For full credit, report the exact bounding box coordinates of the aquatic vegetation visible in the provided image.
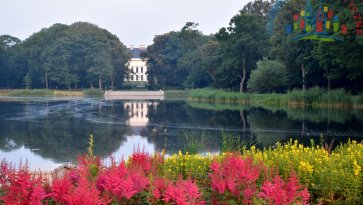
[1,140,362,204]
[4,89,84,97]
[188,88,363,108]
[82,88,104,97]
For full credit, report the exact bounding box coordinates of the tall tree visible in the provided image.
[4,22,130,89]
[216,12,269,92]
[143,22,213,89]
[0,35,23,88]
[22,23,69,88]
[142,32,183,88]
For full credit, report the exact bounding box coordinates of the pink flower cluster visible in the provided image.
[209,155,310,205]
[0,152,310,205]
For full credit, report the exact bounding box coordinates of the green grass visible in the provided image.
[188,88,250,103]
[8,89,53,97]
[320,89,351,107]
[82,89,104,97]
[188,101,249,111]
[165,90,189,99]
[1,89,85,97]
[187,88,363,108]
[183,131,203,155]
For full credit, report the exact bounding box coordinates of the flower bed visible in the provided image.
[0,140,362,204]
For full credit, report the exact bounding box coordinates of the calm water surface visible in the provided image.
[0,97,362,171]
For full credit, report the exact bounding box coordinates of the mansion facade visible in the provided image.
[125,45,148,85]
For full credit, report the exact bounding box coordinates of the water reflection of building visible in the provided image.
[124,101,158,135]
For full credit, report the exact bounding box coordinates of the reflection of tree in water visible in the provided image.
[247,108,299,148]
[2,99,362,162]
[248,107,363,148]
[188,101,363,147]
[286,108,352,124]
[145,101,254,153]
[151,102,363,151]
[0,100,130,163]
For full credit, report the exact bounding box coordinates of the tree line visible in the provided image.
[1,0,362,93]
[0,22,129,90]
[142,0,363,93]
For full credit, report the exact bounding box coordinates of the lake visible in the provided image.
[0,97,362,171]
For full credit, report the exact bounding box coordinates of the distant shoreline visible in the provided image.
[0,89,102,97]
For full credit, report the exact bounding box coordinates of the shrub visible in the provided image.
[304,87,324,105]
[354,93,363,104]
[247,60,288,93]
[321,88,351,106]
[287,87,324,105]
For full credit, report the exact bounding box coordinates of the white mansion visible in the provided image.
[125,45,148,84]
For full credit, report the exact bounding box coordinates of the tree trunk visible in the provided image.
[327,79,331,92]
[240,53,246,93]
[325,63,331,92]
[240,110,246,131]
[111,70,115,90]
[301,63,306,91]
[98,78,102,90]
[301,109,305,138]
[45,73,49,89]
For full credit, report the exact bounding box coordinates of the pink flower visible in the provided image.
[209,155,263,201]
[243,187,256,204]
[129,149,152,174]
[49,177,74,204]
[258,174,310,205]
[163,179,205,205]
[29,183,47,205]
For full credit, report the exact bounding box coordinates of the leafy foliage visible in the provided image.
[248,59,288,93]
[142,23,211,89]
[0,22,129,90]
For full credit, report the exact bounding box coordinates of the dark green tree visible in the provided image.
[247,59,288,93]
[216,12,269,92]
[142,32,183,88]
[22,23,69,88]
[142,22,211,89]
[0,35,24,88]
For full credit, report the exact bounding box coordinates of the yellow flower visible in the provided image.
[353,160,361,176]
[299,161,314,173]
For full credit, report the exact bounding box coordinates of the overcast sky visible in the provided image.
[0,0,251,46]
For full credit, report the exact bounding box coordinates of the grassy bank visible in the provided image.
[0,89,104,97]
[164,90,189,100]
[188,87,363,108]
